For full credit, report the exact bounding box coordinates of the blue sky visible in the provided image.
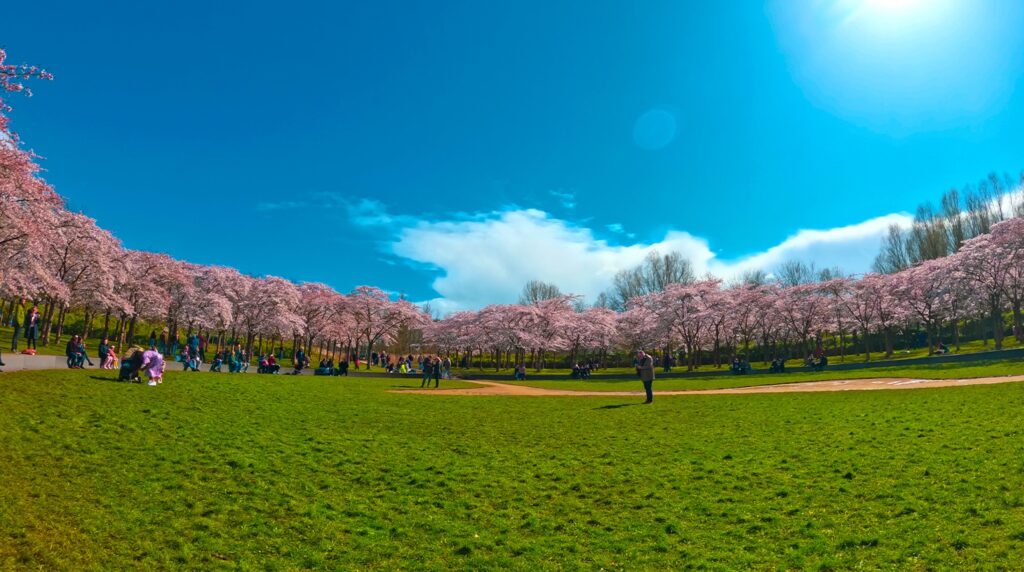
[6,0,1024,311]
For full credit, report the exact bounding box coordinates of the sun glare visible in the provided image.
[863,0,923,12]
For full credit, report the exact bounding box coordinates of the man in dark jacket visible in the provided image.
[636,350,656,404]
[10,298,26,352]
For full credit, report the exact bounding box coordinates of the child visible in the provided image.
[102,344,117,369]
[140,346,166,386]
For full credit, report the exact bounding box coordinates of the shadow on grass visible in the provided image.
[89,375,139,384]
[593,403,642,410]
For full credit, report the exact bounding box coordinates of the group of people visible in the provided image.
[64,335,94,368]
[383,354,452,380]
[730,356,751,375]
[418,355,448,388]
[146,330,208,362]
[209,345,251,373]
[570,362,593,379]
[312,356,351,376]
[0,298,41,368]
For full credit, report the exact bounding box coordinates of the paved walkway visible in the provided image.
[390,375,1024,397]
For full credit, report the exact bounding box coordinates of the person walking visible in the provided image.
[10,298,27,352]
[636,349,656,404]
[420,356,434,388]
[432,356,441,388]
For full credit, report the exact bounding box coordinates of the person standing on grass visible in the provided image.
[432,356,441,387]
[636,349,655,404]
[25,305,40,350]
[442,355,452,380]
[10,298,27,352]
[420,356,434,388]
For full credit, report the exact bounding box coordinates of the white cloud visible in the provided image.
[353,204,913,312]
[606,223,625,233]
[548,189,576,209]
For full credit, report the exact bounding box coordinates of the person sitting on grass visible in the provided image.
[98,338,112,369]
[235,345,249,373]
[768,357,785,374]
[105,344,118,369]
[730,356,750,375]
[65,335,91,368]
[315,357,333,376]
[228,349,241,373]
[181,346,199,372]
[810,355,828,372]
[210,350,223,373]
[265,354,280,374]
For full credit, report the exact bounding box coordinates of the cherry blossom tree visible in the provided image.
[346,286,427,369]
[955,231,1010,349]
[893,260,950,355]
[776,283,830,359]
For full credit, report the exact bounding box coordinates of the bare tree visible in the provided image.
[774,260,818,287]
[941,188,965,252]
[734,268,770,286]
[872,224,911,274]
[964,183,993,238]
[606,250,695,309]
[518,280,562,305]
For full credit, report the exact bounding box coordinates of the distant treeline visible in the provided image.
[873,171,1024,273]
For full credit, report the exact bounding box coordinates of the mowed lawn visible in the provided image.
[507,359,1024,392]
[2,371,1024,569]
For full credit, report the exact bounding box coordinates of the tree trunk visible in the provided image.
[41,301,55,345]
[55,305,68,343]
[1013,303,1022,345]
[102,310,111,339]
[993,302,1005,350]
[128,316,138,349]
[82,308,93,340]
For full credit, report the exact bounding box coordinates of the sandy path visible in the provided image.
[390,375,1024,397]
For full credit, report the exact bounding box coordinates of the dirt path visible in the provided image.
[390,375,1024,397]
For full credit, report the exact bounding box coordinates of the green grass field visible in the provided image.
[2,368,1024,569]
[505,360,1024,392]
